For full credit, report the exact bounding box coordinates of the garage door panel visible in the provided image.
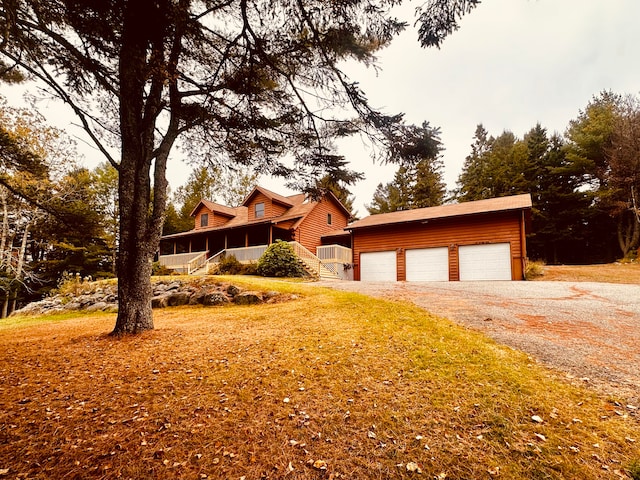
[406,247,449,281]
[459,243,511,281]
[360,251,397,282]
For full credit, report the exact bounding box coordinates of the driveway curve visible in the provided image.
[315,280,640,404]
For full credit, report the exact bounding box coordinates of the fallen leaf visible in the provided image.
[406,462,422,474]
[531,415,543,423]
[488,466,500,476]
[534,433,546,442]
[312,460,327,470]
[367,431,376,439]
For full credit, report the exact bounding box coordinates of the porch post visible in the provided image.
[173,241,177,255]
[189,239,192,253]
[224,234,228,249]
[245,232,249,247]
[269,225,273,245]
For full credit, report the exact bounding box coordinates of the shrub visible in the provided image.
[524,259,545,280]
[257,240,305,278]
[152,262,174,276]
[241,261,259,276]
[52,272,91,297]
[217,254,243,275]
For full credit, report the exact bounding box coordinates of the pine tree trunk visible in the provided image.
[0,186,8,268]
[1,295,8,319]
[110,1,170,334]
[112,240,154,334]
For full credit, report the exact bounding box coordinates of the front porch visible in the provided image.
[158,243,353,280]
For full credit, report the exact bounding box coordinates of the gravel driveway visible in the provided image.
[315,280,640,404]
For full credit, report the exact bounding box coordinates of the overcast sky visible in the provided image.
[5,0,640,217]
[331,0,640,215]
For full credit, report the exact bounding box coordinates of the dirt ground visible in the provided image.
[315,280,640,405]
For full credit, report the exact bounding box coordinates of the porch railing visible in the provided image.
[317,244,352,263]
[159,243,351,279]
[289,241,320,274]
[226,245,268,263]
[187,251,209,275]
[159,252,206,272]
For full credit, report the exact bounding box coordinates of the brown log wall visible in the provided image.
[247,192,288,221]
[297,199,349,254]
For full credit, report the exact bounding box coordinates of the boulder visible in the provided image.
[166,292,191,307]
[234,291,263,305]
[151,295,170,309]
[203,292,229,306]
[86,301,108,312]
[226,284,241,297]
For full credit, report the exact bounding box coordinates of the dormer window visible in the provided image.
[200,213,209,227]
[255,202,265,218]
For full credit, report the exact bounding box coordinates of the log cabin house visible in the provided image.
[158,186,353,279]
[159,186,532,282]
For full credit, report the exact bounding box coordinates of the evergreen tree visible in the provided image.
[1,0,479,334]
[564,92,621,260]
[366,121,445,214]
[315,174,358,219]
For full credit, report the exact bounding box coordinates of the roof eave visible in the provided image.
[347,205,532,231]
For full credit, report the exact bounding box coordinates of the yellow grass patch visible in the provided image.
[0,278,637,479]
[536,263,640,284]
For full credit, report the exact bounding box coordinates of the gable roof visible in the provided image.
[162,185,352,240]
[241,186,296,208]
[347,194,532,230]
[190,199,237,218]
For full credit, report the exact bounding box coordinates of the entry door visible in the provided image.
[459,243,512,281]
[360,251,397,282]
[406,247,449,281]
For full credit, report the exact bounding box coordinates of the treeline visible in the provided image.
[368,91,640,264]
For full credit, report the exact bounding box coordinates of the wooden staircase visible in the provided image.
[289,242,340,280]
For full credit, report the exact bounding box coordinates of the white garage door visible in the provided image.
[406,247,449,281]
[459,243,512,281]
[360,251,397,282]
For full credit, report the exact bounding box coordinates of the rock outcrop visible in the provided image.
[12,279,296,316]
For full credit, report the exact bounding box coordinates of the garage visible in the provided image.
[348,194,531,281]
[459,243,512,281]
[406,247,449,281]
[360,251,397,281]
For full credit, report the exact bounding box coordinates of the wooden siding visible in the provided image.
[246,192,288,221]
[352,211,526,281]
[296,198,350,253]
[193,205,231,229]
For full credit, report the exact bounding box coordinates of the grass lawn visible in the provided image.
[535,262,640,284]
[0,277,638,479]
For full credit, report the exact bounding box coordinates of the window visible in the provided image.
[200,213,209,227]
[255,202,265,218]
[327,213,332,225]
